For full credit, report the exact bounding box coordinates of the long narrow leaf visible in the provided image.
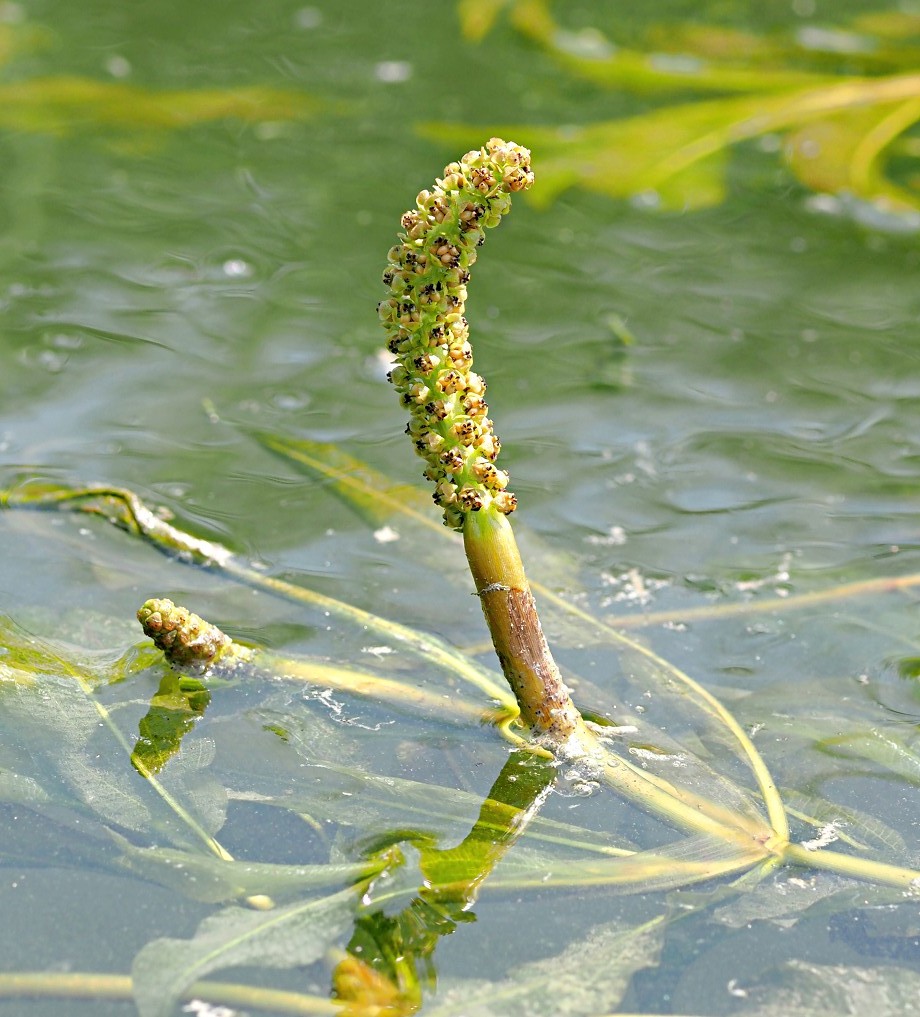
[131,886,360,1017]
[429,914,666,1016]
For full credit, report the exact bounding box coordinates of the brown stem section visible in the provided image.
[463,508,581,742]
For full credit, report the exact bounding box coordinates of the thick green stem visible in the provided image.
[463,507,581,741]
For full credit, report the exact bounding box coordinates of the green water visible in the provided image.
[2,1,920,1014]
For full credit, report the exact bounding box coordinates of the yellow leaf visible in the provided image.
[852,10,920,41]
[786,97,920,211]
[457,0,512,42]
[423,72,920,212]
[505,0,832,95]
[0,75,318,137]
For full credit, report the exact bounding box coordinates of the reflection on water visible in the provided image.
[131,672,211,775]
[332,752,557,1014]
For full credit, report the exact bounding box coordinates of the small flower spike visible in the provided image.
[137,598,251,671]
[380,138,534,529]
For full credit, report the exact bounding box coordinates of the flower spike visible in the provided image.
[137,598,251,671]
[380,138,534,530]
[380,141,583,745]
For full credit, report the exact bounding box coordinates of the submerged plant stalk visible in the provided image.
[380,139,580,742]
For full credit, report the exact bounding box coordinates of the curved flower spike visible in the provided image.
[380,137,533,531]
[380,142,583,745]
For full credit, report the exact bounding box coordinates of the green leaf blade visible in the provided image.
[131,887,359,1017]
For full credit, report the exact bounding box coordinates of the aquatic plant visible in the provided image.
[438,0,920,219]
[4,140,920,1017]
[378,137,580,742]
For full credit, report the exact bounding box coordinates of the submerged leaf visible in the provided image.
[0,769,51,807]
[251,428,441,533]
[447,0,920,215]
[0,75,319,139]
[430,914,665,1016]
[509,0,829,95]
[112,832,382,904]
[711,871,905,930]
[424,72,920,213]
[457,0,515,43]
[785,99,920,212]
[0,627,154,833]
[246,427,605,643]
[820,727,920,784]
[743,959,920,1016]
[242,704,635,857]
[9,475,920,1017]
[0,616,230,855]
[853,11,920,42]
[781,787,909,859]
[131,886,360,1017]
[489,833,769,894]
[0,20,49,68]
[504,0,920,87]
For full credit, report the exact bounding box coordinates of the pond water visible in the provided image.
[2,1,920,1015]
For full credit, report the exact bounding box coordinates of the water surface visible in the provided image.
[2,1,920,1014]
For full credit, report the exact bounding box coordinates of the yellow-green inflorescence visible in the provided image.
[379,138,534,530]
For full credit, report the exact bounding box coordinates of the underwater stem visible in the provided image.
[0,972,338,1015]
[784,842,920,890]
